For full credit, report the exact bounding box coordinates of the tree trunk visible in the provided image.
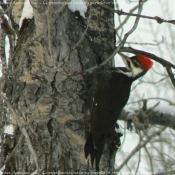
[2,0,114,173]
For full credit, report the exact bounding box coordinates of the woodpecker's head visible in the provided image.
[119,53,153,79]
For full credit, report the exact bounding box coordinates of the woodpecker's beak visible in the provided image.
[119,53,130,70]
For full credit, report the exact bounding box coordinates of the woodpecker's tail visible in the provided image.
[84,133,106,172]
[84,133,97,167]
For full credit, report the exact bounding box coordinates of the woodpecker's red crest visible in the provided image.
[137,55,153,70]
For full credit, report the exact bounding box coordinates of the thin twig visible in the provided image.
[72,26,88,52]
[98,3,175,25]
[116,126,167,171]
[135,131,142,175]
[47,6,52,60]
[1,134,24,168]
[144,146,154,173]
[53,0,70,14]
[125,39,164,46]
[115,4,139,32]
[166,66,175,87]
[140,77,167,84]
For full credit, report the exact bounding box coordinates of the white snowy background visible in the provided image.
[115,0,175,174]
[1,0,175,174]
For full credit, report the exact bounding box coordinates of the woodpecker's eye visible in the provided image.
[127,60,131,68]
[132,59,141,68]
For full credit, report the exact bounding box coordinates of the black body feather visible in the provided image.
[84,66,147,171]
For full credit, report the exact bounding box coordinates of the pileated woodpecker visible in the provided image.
[84,53,153,171]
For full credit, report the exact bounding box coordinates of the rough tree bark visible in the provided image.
[1,0,115,174]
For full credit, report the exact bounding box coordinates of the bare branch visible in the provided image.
[119,107,175,132]
[127,97,175,106]
[153,169,175,175]
[119,46,175,69]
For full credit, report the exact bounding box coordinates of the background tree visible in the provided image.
[0,0,115,173]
